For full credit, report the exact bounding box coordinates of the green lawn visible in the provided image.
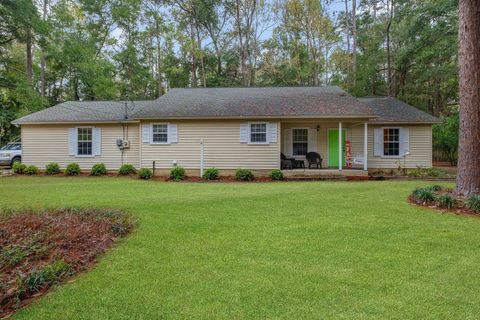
[2,177,480,319]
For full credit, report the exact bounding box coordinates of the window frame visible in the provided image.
[75,126,94,158]
[382,127,401,158]
[248,122,269,145]
[291,127,309,157]
[150,123,170,145]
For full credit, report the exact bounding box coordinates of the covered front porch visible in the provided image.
[280,119,369,172]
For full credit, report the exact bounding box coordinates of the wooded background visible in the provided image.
[0,0,459,159]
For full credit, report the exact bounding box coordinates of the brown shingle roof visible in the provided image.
[359,97,440,123]
[132,86,376,119]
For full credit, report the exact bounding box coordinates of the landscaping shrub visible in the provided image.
[203,168,219,180]
[65,163,81,176]
[21,260,70,294]
[138,168,153,180]
[412,187,436,203]
[170,166,186,181]
[118,164,136,175]
[407,167,448,178]
[12,162,26,174]
[269,169,284,180]
[45,163,61,175]
[437,194,456,209]
[90,163,107,176]
[466,195,480,213]
[24,165,39,175]
[235,168,254,181]
[428,185,442,192]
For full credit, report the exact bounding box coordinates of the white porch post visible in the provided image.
[338,122,342,171]
[363,122,368,171]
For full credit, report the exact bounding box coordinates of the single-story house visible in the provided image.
[12,86,439,176]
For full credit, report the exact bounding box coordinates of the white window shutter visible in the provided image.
[142,124,150,143]
[308,128,317,152]
[68,128,77,156]
[168,124,178,143]
[283,129,292,156]
[374,128,383,156]
[240,123,249,143]
[268,123,278,143]
[93,128,101,156]
[400,128,410,156]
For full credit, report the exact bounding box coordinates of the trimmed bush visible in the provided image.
[12,162,26,174]
[235,168,254,181]
[90,163,107,176]
[203,168,219,180]
[21,260,70,294]
[428,185,442,192]
[65,163,81,176]
[437,194,456,209]
[118,164,136,175]
[466,195,480,213]
[412,187,436,203]
[138,168,153,180]
[45,163,60,175]
[269,169,284,181]
[170,166,186,181]
[24,165,39,175]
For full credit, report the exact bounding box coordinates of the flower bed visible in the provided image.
[408,185,480,217]
[0,208,134,318]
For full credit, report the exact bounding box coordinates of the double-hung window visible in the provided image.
[152,124,168,143]
[292,128,308,156]
[383,128,400,156]
[250,123,267,143]
[77,128,93,156]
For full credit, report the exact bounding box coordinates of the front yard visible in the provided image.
[1,177,480,319]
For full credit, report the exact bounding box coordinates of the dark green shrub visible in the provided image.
[437,194,456,209]
[118,164,136,175]
[65,163,81,176]
[412,187,436,202]
[466,195,480,213]
[12,162,26,174]
[203,168,219,180]
[170,166,186,181]
[138,168,153,180]
[269,169,284,180]
[24,165,39,175]
[45,163,60,175]
[235,168,254,181]
[22,260,70,294]
[428,185,442,192]
[90,163,107,176]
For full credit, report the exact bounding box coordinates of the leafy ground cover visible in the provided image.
[0,208,134,317]
[1,177,480,319]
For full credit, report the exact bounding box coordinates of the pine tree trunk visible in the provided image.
[26,29,33,85]
[351,0,357,87]
[456,0,480,195]
[40,0,48,97]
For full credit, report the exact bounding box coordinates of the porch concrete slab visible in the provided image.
[282,169,368,178]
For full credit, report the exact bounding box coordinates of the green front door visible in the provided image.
[328,129,346,167]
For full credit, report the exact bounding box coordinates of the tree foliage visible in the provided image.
[0,0,459,145]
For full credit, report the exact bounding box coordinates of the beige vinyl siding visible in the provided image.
[350,124,432,168]
[21,123,140,170]
[140,120,280,169]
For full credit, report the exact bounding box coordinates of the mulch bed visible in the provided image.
[408,189,479,218]
[0,208,135,318]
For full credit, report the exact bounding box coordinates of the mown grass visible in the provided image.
[1,177,479,319]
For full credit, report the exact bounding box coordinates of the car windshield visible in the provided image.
[0,143,21,150]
